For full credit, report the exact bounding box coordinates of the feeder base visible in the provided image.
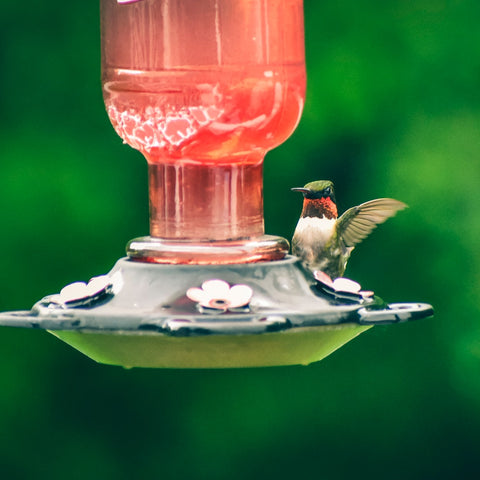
[0,256,433,369]
[49,324,371,369]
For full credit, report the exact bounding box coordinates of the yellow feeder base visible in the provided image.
[49,323,372,369]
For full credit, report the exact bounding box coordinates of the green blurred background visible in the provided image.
[1,0,479,478]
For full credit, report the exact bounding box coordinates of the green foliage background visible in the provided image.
[1,0,480,478]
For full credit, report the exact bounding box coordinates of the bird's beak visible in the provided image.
[291,187,312,196]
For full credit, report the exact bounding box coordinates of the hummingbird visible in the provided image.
[291,180,407,279]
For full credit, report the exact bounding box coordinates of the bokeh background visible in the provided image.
[1,0,480,478]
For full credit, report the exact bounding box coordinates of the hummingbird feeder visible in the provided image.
[0,0,433,369]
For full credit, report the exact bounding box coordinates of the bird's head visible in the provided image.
[291,180,336,203]
[291,180,338,219]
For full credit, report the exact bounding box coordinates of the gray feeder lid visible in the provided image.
[0,256,433,369]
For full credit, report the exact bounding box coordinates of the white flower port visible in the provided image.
[313,271,374,300]
[47,272,123,308]
[187,279,253,313]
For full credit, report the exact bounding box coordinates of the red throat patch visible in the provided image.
[302,197,338,219]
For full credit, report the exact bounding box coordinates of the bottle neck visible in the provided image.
[147,152,265,241]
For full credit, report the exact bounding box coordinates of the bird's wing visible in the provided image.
[336,198,407,248]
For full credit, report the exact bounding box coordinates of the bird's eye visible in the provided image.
[324,187,331,196]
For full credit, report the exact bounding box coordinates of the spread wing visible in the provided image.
[337,198,407,248]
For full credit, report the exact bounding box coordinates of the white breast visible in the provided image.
[293,216,336,248]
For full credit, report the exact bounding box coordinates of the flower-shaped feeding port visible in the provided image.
[313,271,375,303]
[186,280,253,314]
[38,272,123,310]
